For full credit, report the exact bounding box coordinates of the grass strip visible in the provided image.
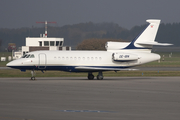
[0,69,180,77]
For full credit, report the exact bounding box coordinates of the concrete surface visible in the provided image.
[0,77,180,120]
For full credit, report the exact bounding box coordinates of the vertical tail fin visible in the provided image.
[124,19,161,51]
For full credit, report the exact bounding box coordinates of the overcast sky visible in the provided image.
[1,0,180,29]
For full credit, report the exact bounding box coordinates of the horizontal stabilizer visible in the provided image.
[136,41,173,46]
[75,66,138,71]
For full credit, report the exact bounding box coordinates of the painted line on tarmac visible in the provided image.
[55,110,116,113]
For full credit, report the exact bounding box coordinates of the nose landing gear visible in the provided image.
[31,70,36,80]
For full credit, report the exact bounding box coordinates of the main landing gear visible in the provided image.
[88,72,94,80]
[97,71,103,80]
[88,71,103,80]
[30,70,36,80]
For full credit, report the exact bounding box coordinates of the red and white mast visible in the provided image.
[36,21,57,37]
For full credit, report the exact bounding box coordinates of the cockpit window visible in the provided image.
[22,54,27,58]
[21,54,35,58]
[30,54,35,58]
[26,54,31,58]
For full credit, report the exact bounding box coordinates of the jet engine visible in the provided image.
[105,41,130,50]
[112,53,139,62]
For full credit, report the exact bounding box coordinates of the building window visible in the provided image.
[44,41,49,46]
[50,41,55,46]
[60,41,63,46]
[39,41,42,46]
[56,41,60,46]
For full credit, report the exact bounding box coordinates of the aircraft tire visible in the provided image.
[31,77,36,81]
[97,75,103,80]
[88,74,94,80]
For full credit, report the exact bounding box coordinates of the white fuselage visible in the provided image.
[7,50,160,72]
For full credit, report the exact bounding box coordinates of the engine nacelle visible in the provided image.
[112,53,139,62]
[105,41,130,50]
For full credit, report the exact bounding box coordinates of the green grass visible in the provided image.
[0,52,12,67]
[140,52,180,67]
[0,61,9,67]
[0,52,12,58]
[0,70,180,77]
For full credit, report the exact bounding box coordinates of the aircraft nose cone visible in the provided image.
[6,61,13,67]
[6,60,21,69]
[6,60,18,68]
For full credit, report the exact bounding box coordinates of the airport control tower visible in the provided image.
[13,21,71,59]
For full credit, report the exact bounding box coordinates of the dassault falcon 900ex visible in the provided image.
[7,19,172,80]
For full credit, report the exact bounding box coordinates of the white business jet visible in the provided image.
[6,19,172,80]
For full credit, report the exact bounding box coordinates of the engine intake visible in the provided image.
[105,42,130,50]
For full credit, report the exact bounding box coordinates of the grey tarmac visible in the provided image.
[0,77,180,120]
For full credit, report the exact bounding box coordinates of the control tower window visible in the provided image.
[56,41,60,46]
[39,41,42,46]
[60,41,63,46]
[44,41,49,46]
[50,41,55,46]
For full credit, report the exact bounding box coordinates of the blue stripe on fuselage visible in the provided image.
[8,65,132,72]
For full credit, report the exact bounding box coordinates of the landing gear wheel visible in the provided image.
[97,71,103,80]
[31,77,35,80]
[88,73,94,80]
[97,75,103,80]
[30,70,36,81]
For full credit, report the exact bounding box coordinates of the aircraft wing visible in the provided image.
[75,66,138,71]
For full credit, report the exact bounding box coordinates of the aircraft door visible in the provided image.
[38,53,46,69]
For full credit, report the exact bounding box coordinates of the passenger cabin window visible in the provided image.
[44,41,49,46]
[50,41,54,46]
